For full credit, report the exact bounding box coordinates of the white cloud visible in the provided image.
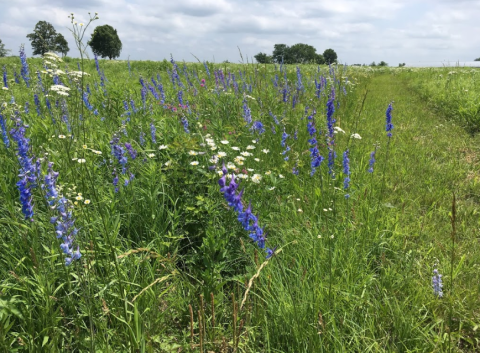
[0,0,479,65]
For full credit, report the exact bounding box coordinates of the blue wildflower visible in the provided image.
[150,123,156,143]
[180,116,190,133]
[386,103,394,137]
[243,98,252,125]
[343,149,350,198]
[19,45,30,87]
[432,267,443,298]
[368,148,376,173]
[2,65,8,88]
[0,113,10,147]
[251,121,265,135]
[326,89,336,140]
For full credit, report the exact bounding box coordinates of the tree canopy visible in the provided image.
[27,21,69,56]
[0,39,10,57]
[323,49,338,65]
[253,52,272,64]
[88,24,122,60]
[55,34,69,57]
[255,43,331,65]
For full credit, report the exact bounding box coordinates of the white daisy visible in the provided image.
[231,146,240,151]
[220,140,229,145]
[188,150,198,156]
[262,149,270,154]
[190,161,199,166]
[251,174,262,183]
[158,145,168,150]
[246,145,255,150]
[351,133,362,139]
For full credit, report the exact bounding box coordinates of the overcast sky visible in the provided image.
[1,0,479,66]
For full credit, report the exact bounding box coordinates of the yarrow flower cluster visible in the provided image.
[218,164,276,258]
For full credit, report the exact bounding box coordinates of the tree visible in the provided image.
[378,61,388,67]
[272,44,289,64]
[88,25,122,60]
[254,52,272,64]
[475,58,480,61]
[27,21,61,56]
[288,43,318,64]
[315,54,325,65]
[323,49,337,65]
[55,34,69,57]
[0,38,10,57]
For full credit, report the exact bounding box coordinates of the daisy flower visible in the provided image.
[246,145,255,150]
[262,149,270,154]
[190,161,199,166]
[251,174,262,183]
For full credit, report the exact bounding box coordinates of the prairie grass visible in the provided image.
[0,28,479,352]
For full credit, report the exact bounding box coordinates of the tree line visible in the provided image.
[254,43,337,65]
[0,20,122,59]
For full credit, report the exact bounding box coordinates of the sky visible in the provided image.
[1,0,480,66]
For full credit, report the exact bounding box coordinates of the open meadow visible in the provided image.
[0,44,480,352]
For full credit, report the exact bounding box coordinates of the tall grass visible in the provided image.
[0,18,479,352]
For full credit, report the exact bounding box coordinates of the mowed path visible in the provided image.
[362,72,479,333]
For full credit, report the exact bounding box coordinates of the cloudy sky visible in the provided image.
[1,0,479,66]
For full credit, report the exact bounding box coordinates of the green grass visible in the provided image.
[0,46,479,353]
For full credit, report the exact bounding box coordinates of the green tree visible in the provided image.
[254,52,272,64]
[55,33,69,57]
[323,49,337,64]
[272,44,289,64]
[88,24,122,60]
[378,61,388,67]
[27,21,61,56]
[475,58,480,61]
[0,38,10,57]
[315,54,325,65]
[288,43,318,64]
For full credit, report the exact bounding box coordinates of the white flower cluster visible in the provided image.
[50,84,71,96]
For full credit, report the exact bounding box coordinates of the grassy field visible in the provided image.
[0,41,479,352]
